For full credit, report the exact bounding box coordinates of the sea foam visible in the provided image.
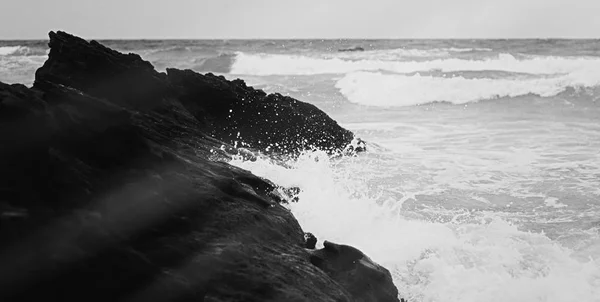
[328,47,492,60]
[0,46,25,56]
[335,71,600,106]
[0,46,46,56]
[230,52,600,76]
[229,151,600,302]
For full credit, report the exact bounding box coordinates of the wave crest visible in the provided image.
[192,53,236,73]
[229,150,600,302]
[230,52,600,76]
[335,71,600,107]
[0,46,47,56]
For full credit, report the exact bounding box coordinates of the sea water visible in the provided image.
[2,39,599,301]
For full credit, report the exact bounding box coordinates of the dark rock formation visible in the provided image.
[304,232,317,249]
[35,31,356,155]
[310,241,399,302]
[167,69,355,154]
[0,31,396,302]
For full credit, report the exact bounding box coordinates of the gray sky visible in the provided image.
[1,0,599,39]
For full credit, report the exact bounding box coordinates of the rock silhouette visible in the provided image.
[0,31,397,302]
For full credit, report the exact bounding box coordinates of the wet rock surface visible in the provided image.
[309,241,400,302]
[0,31,397,302]
[35,31,355,155]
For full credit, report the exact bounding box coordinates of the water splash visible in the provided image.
[229,150,600,302]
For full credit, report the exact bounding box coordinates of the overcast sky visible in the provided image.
[1,0,599,39]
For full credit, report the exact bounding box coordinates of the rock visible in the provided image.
[0,82,53,209]
[0,31,396,302]
[35,31,359,155]
[167,69,355,154]
[1,70,353,302]
[35,31,172,110]
[235,147,257,161]
[338,46,365,52]
[304,232,317,249]
[281,186,302,203]
[309,241,399,302]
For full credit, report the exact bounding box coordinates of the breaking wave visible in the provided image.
[229,151,600,302]
[335,71,600,107]
[192,53,237,73]
[0,46,47,56]
[140,48,237,73]
[445,47,493,52]
[0,46,49,85]
[328,47,494,60]
[230,52,600,76]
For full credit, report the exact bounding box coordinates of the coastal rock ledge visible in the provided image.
[0,31,399,302]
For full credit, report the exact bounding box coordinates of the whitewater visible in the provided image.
[1,39,600,301]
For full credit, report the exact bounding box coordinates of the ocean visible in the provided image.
[2,39,600,301]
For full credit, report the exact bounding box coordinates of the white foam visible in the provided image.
[335,71,600,107]
[0,46,40,56]
[229,151,600,302]
[544,197,568,208]
[230,52,600,76]
[330,48,452,60]
[446,47,493,52]
[326,47,493,62]
[0,54,48,85]
[0,46,23,56]
[341,122,407,132]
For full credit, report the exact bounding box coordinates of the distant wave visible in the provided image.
[0,46,22,56]
[140,46,236,73]
[329,48,451,60]
[335,71,600,107]
[146,46,194,56]
[446,47,493,52]
[323,48,494,63]
[192,53,236,73]
[230,52,600,76]
[0,54,48,86]
[329,47,494,60]
[0,46,47,56]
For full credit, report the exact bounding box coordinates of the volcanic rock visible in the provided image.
[0,31,396,302]
[304,232,318,249]
[310,241,399,302]
[35,31,357,155]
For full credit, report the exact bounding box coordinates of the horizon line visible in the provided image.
[2,36,600,41]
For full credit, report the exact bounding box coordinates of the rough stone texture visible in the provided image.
[35,31,356,155]
[0,31,398,302]
[304,232,318,249]
[310,241,400,302]
[34,31,172,110]
[167,69,355,154]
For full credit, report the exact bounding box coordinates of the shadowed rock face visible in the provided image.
[0,31,398,302]
[309,241,399,302]
[35,31,356,155]
[35,31,172,109]
[168,69,355,154]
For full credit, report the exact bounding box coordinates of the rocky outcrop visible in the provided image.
[35,31,355,155]
[309,241,399,302]
[0,31,398,302]
[167,69,355,154]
